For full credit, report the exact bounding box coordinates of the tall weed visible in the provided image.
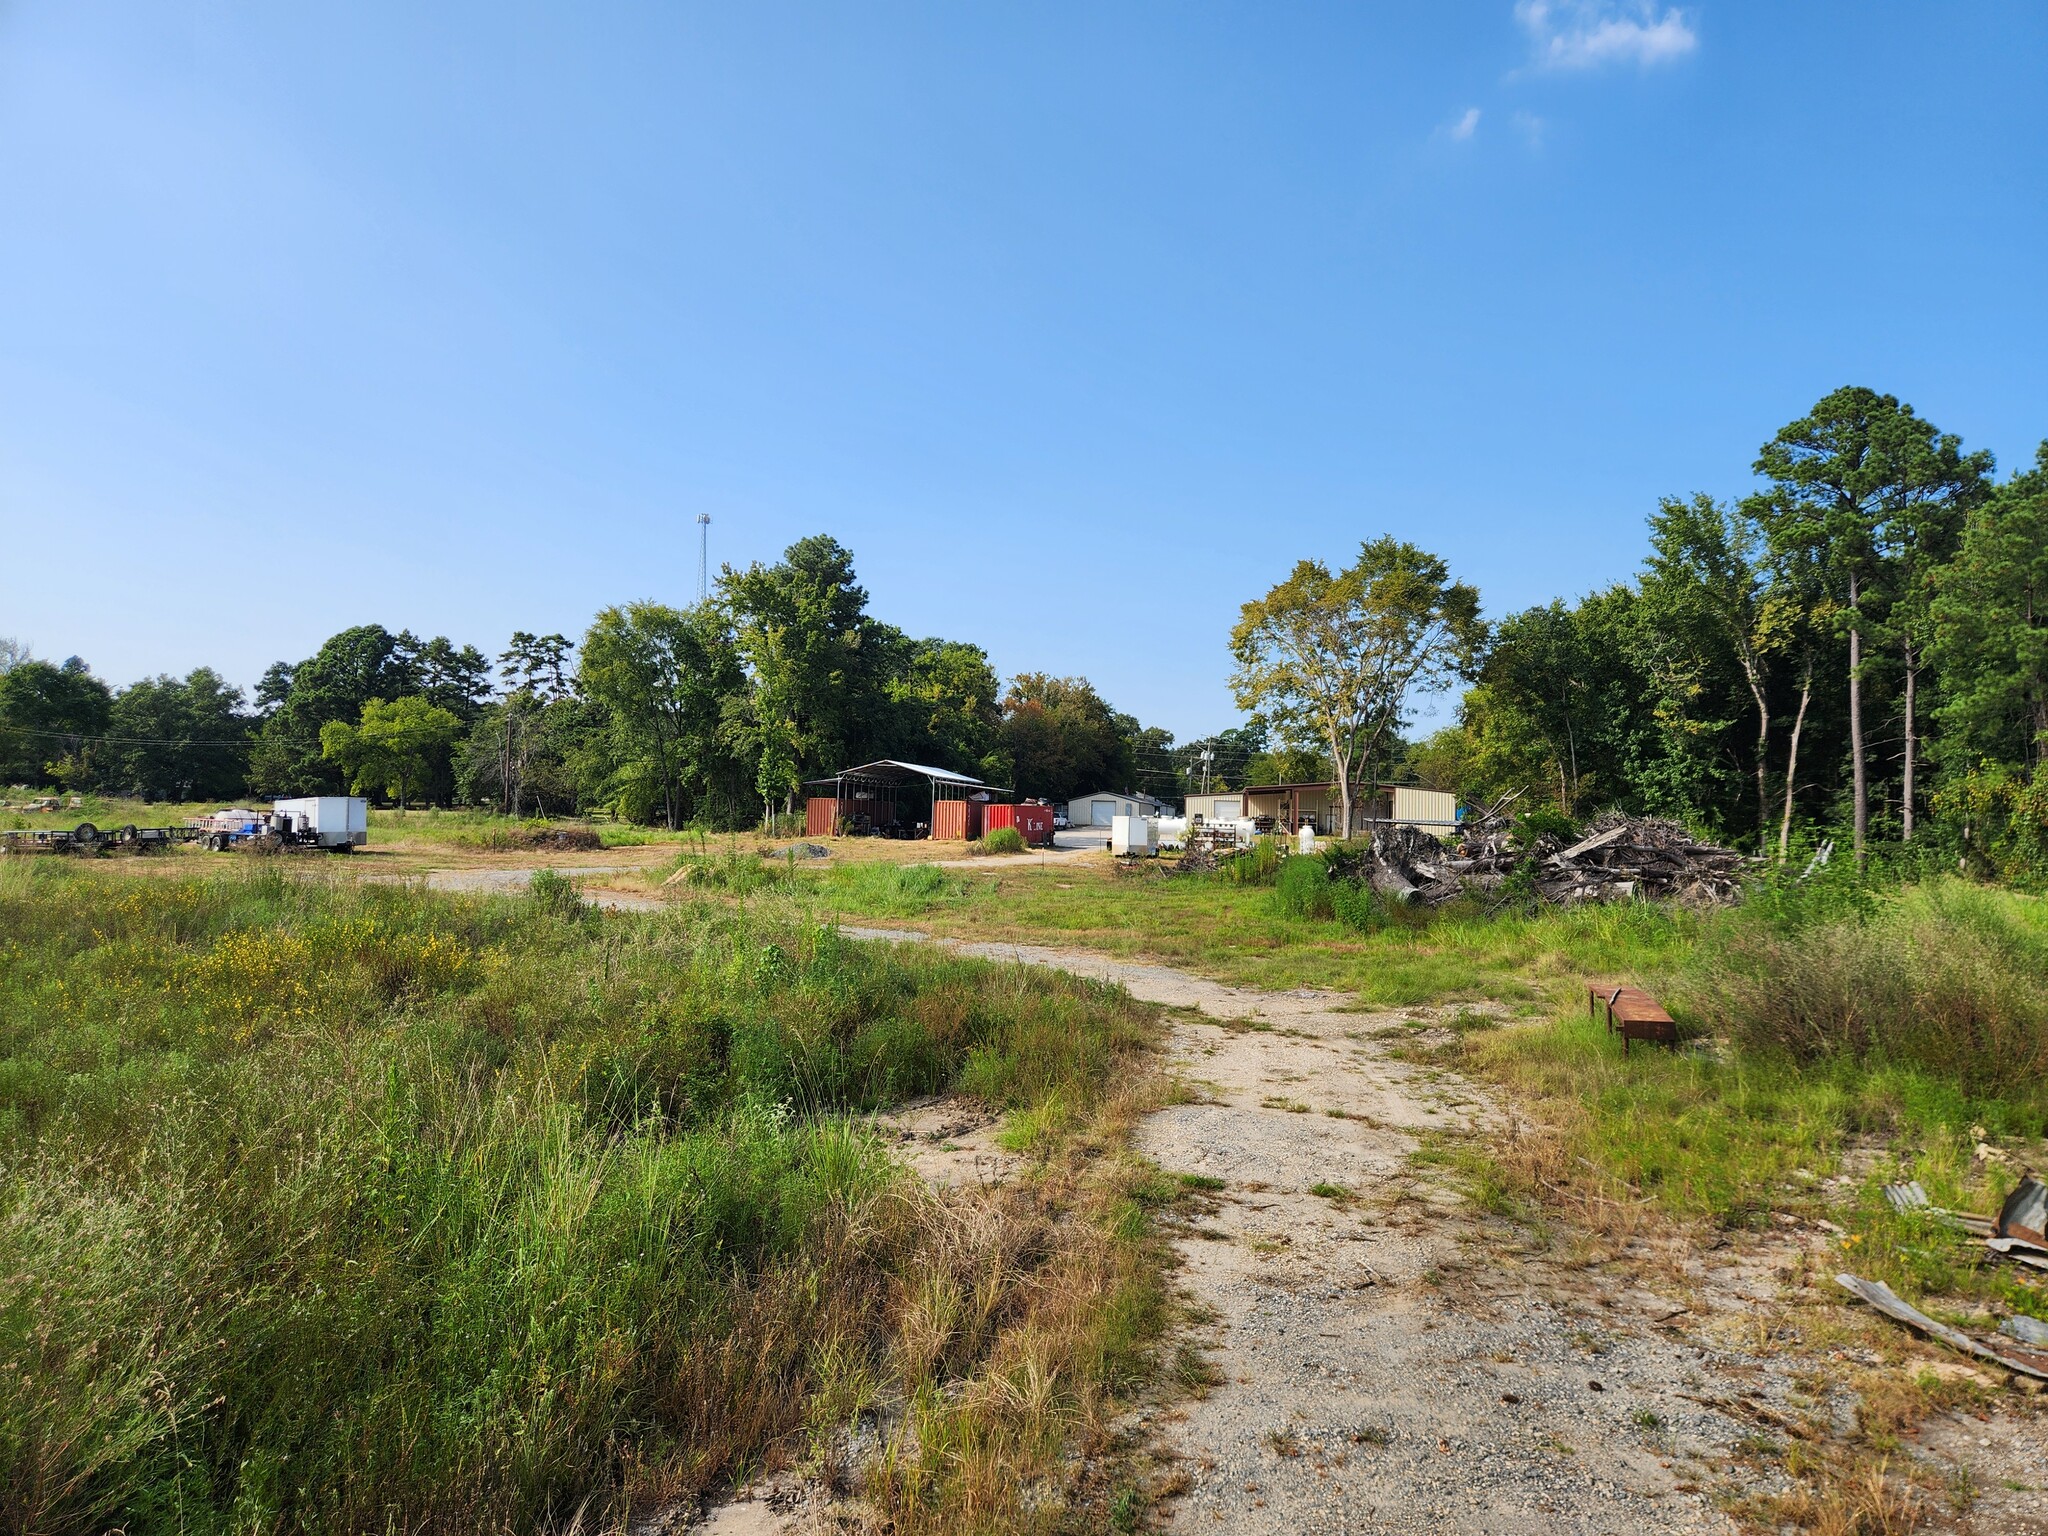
[1273,852,1332,919]
[0,863,1154,1535]
[1688,879,2048,1092]
[820,862,975,917]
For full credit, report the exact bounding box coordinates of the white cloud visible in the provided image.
[1449,107,1482,141]
[1514,0,1697,70]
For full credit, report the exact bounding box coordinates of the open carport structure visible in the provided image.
[803,759,1009,840]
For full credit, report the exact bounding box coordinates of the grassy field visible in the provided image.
[0,792,225,833]
[801,853,1701,1003]
[0,861,1171,1536]
[17,819,2048,1527]
[784,851,2048,1320]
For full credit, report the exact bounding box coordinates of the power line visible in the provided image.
[0,723,255,748]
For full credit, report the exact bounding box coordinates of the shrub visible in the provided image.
[1687,879,2048,1092]
[661,849,791,894]
[1218,838,1283,886]
[1512,806,1581,848]
[526,867,587,920]
[1274,852,1333,919]
[1935,764,2048,889]
[1331,880,1386,932]
[820,861,974,917]
[978,826,1027,856]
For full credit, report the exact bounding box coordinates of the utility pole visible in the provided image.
[696,513,712,602]
[1200,748,1214,795]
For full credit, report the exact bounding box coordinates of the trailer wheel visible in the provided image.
[207,832,227,852]
[72,823,99,846]
[117,824,138,845]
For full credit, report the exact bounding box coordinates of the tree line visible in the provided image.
[8,386,2041,875]
[0,536,1202,821]
[1223,387,2045,882]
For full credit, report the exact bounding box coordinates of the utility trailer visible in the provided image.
[0,822,199,855]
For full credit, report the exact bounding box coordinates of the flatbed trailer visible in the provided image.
[0,822,201,855]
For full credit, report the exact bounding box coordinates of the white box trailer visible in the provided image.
[1110,814,1157,857]
[270,797,368,849]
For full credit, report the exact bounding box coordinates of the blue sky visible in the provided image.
[3,2,2043,739]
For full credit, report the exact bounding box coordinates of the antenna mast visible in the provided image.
[696,513,712,601]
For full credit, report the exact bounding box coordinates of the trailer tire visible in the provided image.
[206,832,228,852]
[72,823,99,846]
[117,824,138,845]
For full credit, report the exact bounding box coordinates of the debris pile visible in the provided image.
[1885,1172,2048,1275]
[1845,1173,2048,1385]
[1317,807,1747,908]
[1323,825,1465,906]
[1175,827,1239,874]
[1507,811,1747,907]
[478,825,604,852]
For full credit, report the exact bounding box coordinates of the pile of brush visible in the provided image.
[1326,800,1748,908]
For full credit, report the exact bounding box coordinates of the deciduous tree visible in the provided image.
[0,657,113,786]
[1934,442,2048,777]
[319,696,462,810]
[107,669,252,800]
[1230,540,1482,836]
[580,602,744,828]
[998,674,1132,804]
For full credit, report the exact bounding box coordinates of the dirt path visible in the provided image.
[835,932,1757,1534]
[414,865,666,911]
[683,924,2046,1534]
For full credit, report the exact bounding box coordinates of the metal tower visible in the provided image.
[696,514,712,601]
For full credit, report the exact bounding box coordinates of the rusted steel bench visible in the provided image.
[1587,984,1678,1056]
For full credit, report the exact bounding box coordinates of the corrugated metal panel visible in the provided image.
[805,797,841,838]
[1393,786,1459,827]
[930,800,982,841]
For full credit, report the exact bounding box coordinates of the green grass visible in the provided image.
[366,807,710,849]
[814,862,983,920]
[0,791,224,833]
[0,861,1161,1535]
[794,857,2048,1325]
[977,826,1027,856]
[1440,879,2048,1318]
[801,861,1698,1004]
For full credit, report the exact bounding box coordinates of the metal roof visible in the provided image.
[803,759,992,788]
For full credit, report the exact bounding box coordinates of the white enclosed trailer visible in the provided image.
[270,797,369,849]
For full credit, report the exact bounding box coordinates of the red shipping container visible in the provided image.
[984,803,1054,847]
[930,799,983,841]
[805,797,841,838]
